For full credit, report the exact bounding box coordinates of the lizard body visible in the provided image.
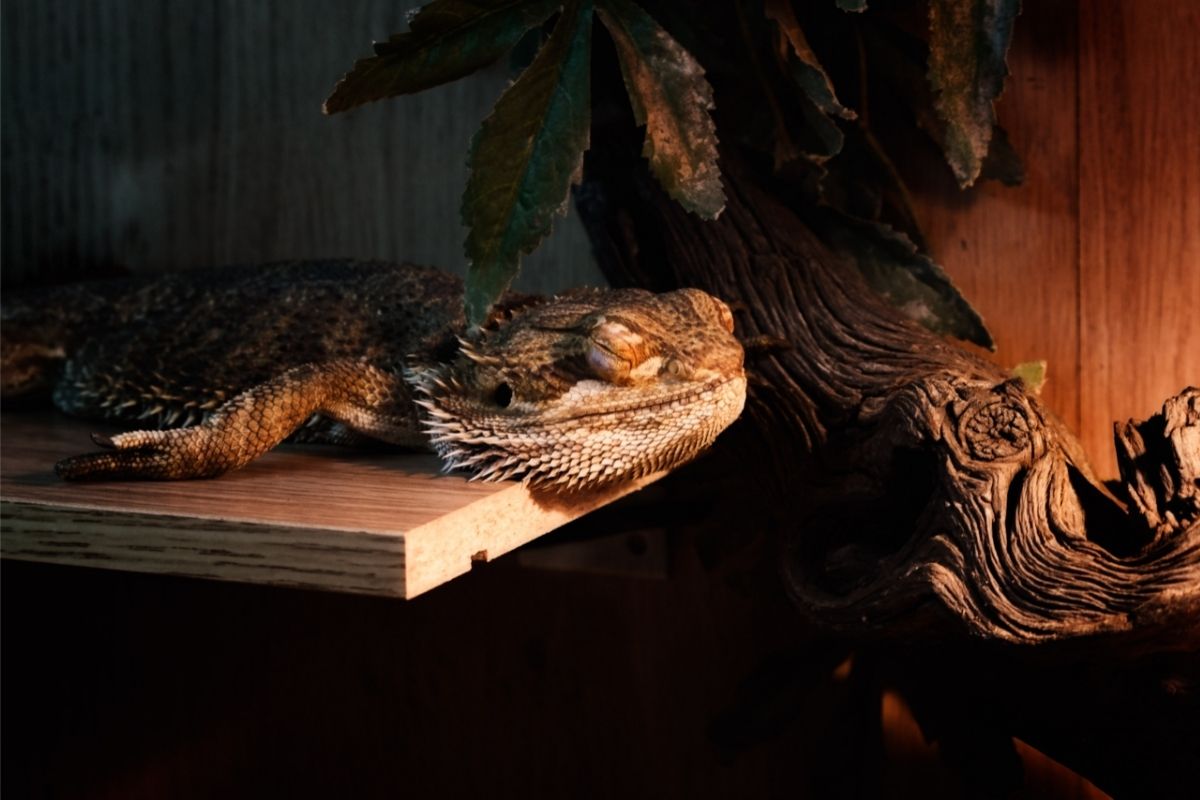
[2,260,746,489]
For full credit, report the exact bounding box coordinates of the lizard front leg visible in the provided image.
[55,360,423,480]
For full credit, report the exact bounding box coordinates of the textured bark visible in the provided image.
[573,11,1199,793]
[576,122,1200,649]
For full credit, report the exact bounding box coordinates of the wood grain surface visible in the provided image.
[0,412,661,597]
[1079,0,1200,478]
[0,0,602,295]
[908,0,1198,479]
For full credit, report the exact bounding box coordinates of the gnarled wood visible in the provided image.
[1116,389,1200,542]
[573,16,1199,794]
[576,107,1200,648]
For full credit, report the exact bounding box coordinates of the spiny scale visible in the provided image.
[4,261,747,488]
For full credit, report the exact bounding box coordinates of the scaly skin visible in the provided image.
[2,260,746,489]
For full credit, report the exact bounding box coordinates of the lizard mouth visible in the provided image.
[412,373,747,491]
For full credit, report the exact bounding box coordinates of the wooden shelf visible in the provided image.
[0,412,661,598]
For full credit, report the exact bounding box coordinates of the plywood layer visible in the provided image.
[0,413,660,597]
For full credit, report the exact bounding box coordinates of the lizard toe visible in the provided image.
[108,429,171,450]
[57,427,229,480]
[90,432,116,449]
[55,449,167,481]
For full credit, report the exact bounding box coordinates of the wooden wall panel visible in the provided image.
[1079,0,1200,479]
[0,0,603,295]
[911,0,1198,480]
[906,0,1081,433]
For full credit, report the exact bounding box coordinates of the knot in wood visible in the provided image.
[960,396,1033,462]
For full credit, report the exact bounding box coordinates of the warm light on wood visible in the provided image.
[0,413,662,597]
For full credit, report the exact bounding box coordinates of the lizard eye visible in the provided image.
[585,343,631,383]
[586,320,642,383]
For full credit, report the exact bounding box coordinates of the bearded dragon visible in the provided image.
[1,260,746,490]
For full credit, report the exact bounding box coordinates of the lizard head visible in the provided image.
[411,287,747,490]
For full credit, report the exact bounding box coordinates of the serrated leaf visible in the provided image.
[462,0,594,325]
[864,21,1023,189]
[728,1,841,171]
[820,213,993,348]
[324,0,560,114]
[597,0,724,218]
[927,0,1021,187]
[766,0,855,121]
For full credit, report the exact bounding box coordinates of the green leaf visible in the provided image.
[765,0,855,121]
[820,213,994,348]
[323,0,560,114]
[837,0,867,11]
[863,21,1022,189]
[462,0,594,325]
[1011,360,1046,394]
[927,0,1021,187]
[597,0,724,218]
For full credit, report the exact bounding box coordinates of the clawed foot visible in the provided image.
[55,427,227,481]
[51,360,414,481]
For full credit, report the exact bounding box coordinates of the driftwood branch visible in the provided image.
[576,107,1200,649]
[572,21,1199,793]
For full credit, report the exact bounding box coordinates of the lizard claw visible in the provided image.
[56,427,223,481]
[55,448,159,481]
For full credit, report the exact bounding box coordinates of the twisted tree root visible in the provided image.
[578,134,1199,648]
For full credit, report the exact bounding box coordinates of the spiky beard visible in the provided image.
[409,367,747,492]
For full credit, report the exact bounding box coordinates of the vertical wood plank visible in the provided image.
[1079,0,1200,479]
[0,0,603,295]
[906,0,1082,433]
